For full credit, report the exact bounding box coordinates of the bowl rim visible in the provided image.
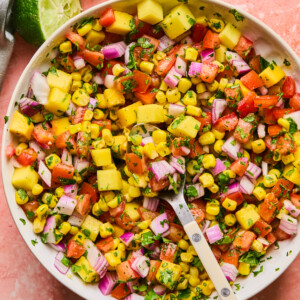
[2,0,300,299]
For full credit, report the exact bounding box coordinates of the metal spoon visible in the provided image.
[128,124,238,300]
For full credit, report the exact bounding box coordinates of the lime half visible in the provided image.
[13,0,82,47]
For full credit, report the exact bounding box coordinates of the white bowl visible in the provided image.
[2,0,300,299]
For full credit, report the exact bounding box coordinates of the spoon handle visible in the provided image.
[184,221,238,300]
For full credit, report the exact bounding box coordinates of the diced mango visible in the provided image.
[106,11,133,35]
[9,111,34,140]
[104,88,125,108]
[136,104,164,124]
[215,44,227,63]
[44,88,71,116]
[259,63,285,88]
[124,202,140,221]
[156,261,182,290]
[72,230,88,245]
[86,30,105,47]
[219,23,241,50]
[73,256,99,283]
[97,169,123,191]
[31,111,45,123]
[91,148,112,166]
[168,115,200,138]
[116,101,142,128]
[81,215,102,241]
[111,135,127,158]
[283,164,300,185]
[137,0,164,25]
[11,166,39,191]
[113,225,125,238]
[236,205,260,230]
[51,117,70,136]
[161,4,195,39]
[47,69,72,93]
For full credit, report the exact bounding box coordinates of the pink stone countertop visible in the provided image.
[0,0,299,299]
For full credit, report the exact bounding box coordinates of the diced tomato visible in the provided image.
[132,70,152,93]
[190,207,205,225]
[268,124,283,137]
[99,212,115,223]
[254,95,279,108]
[57,55,76,73]
[259,193,282,223]
[77,49,104,68]
[234,118,254,144]
[22,200,39,219]
[101,60,125,77]
[265,232,277,245]
[192,24,208,43]
[110,283,131,299]
[149,177,170,192]
[55,131,76,150]
[170,137,191,156]
[202,30,220,49]
[141,34,160,55]
[76,194,91,216]
[138,207,159,221]
[71,107,86,125]
[99,8,115,27]
[276,135,296,155]
[96,236,114,252]
[253,219,272,237]
[109,200,126,217]
[224,87,241,106]
[189,142,205,159]
[237,91,257,118]
[5,142,15,158]
[92,120,111,136]
[289,93,300,110]
[274,227,291,241]
[16,148,37,166]
[211,246,222,261]
[167,223,184,243]
[291,194,300,209]
[101,32,123,46]
[200,61,219,83]
[272,108,295,120]
[115,213,134,230]
[79,182,98,204]
[129,17,152,40]
[233,230,256,251]
[195,111,212,132]
[125,153,147,175]
[230,158,249,177]
[248,55,261,74]
[221,248,239,268]
[240,70,264,90]
[263,108,277,125]
[146,260,161,284]
[65,32,86,50]
[52,163,74,184]
[233,36,253,59]
[76,131,90,157]
[135,87,157,104]
[162,209,176,224]
[216,64,234,81]
[32,123,55,147]
[214,113,238,132]
[282,76,296,98]
[116,261,140,283]
[160,243,178,262]
[66,240,86,259]
[155,52,176,76]
[115,75,135,92]
[222,192,244,206]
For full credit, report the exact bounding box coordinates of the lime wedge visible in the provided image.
[13,0,82,47]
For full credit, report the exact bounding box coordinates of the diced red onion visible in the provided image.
[225,51,242,64]
[131,256,150,278]
[126,279,139,293]
[221,136,242,160]
[168,103,185,118]
[29,141,45,160]
[125,42,136,65]
[27,87,33,98]
[74,157,89,173]
[150,160,175,181]
[180,146,190,155]
[180,35,193,45]
[212,99,227,123]
[124,293,144,300]
[38,160,52,187]
[276,98,284,108]
[192,171,203,184]
[220,182,240,198]
[43,216,57,244]
[93,72,104,85]
[231,60,251,74]
[175,56,187,76]
[202,146,209,153]
[73,56,86,70]
[211,158,227,176]
[206,224,223,244]
[158,35,175,51]
[120,232,135,246]
[279,214,297,236]
[49,242,66,252]
[221,262,238,282]
[239,176,254,194]
[257,123,266,139]
[30,71,50,105]
[141,136,154,146]
[150,212,169,236]
[143,197,159,212]
[283,111,300,129]
[68,210,85,227]
[104,75,116,88]
[197,91,211,100]
[65,100,77,116]
[257,237,270,246]
[246,162,262,179]
[164,66,182,88]
[283,200,300,218]
[258,86,268,95]
[54,195,77,215]
[170,156,185,174]
[54,252,70,275]
[149,246,160,260]
[61,149,72,166]
[98,272,118,295]
[168,172,179,191]
[188,62,202,77]
[186,183,204,201]
[131,248,145,259]
[64,184,78,199]
[153,285,166,296]
[102,41,127,59]
[201,220,211,235]
[19,98,42,117]
[261,161,268,176]
[88,97,98,110]
[10,157,22,168]
[201,49,215,62]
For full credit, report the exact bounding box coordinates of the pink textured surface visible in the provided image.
[0,0,299,299]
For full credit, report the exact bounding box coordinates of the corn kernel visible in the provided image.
[196,16,208,25]
[218,78,228,92]
[102,129,113,146]
[59,222,71,235]
[199,132,215,145]
[70,226,79,235]
[209,18,225,32]
[152,130,166,144]
[45,154,61,170]
[263,174,277,187]
[181,252,194,263]
[199,271,209,280]
[224,214,236,226]
[36,204,48,220]
[199,173,214,187]
[33,217,46,233]
[128,185,141,198]
[238,262,251,276]
[90,124,100,139]
[178,78,192,94]
[213,140,224,154]
[32,184,43,196]
[78,22,93,36]
[293,132,300,145]
[206,80,219,92]
[179,262,190,273]
[159,80,168,91]
[83,110,93,121]
[251,239,264,253]
[83,83,94,94]
[140,61,155,74]
[166,88,181,103]
[153,91,166,104]
[213,60,225,73]
[100,222,114,238]
[93,109,105,120]
[186,160,199,176]
[206,200,220,215]
[222,198,237,211]
[276,207,289,220]
[253,186,266,201]
[81,121,91,133]
[208,183,219,193]
[177,278,188,290]
[112,64,125,76]
[212,128,225,140]
[137,219,151,230]
[92,19,102,31]
[268,169,281,178]
[92,139,105,149]
[185,47,198,61]
[143,143,158,159]
[183,90,197,106]
[189,276,201,287]
[191,77,202,85]
[15,143,28,156]
[282,153,295,165]
[156,142,171,157]
[178,239,189,250]
[98,197,109,212]
[82,72,93,83]
[251,139,266,154]
[202,154,216,169]
[185,105,201,117]
[273,149,282,161]
[15,189,29,205]
[278,118,290,130]
[59,41,72,53]
[71,72,81,81]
